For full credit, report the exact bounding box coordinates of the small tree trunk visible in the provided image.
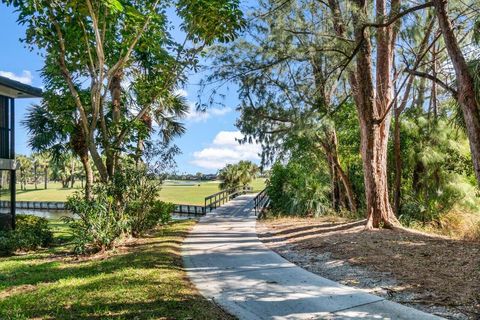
[319,132,357,213]
[70,159,75,188]
[135,137,145,169]
[430,43,438,120]
[80,154,94,200]
[393,108,402,216]
[44,166,48,189]
[328,158,340,212]
[34,163,38,190]
[105,70,124,179]
[71,123,94,199]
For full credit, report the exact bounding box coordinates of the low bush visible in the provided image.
[64,165,175,254]
[127,200,175,237]
[64,188,124,254]
[267,161,332,217]
[0,214,53,256]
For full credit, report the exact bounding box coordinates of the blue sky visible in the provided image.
[0,3,261,174]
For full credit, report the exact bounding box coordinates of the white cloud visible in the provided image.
[0,70,33,85]
[191,131,261,170]
[185,103,232,123]
[174,89,232,123]
[175,88,188,97]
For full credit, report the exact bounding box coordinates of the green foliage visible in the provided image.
[64,165,175,253]
[396,112,479,225]
[64,188,124,254]
[218,160,259,190]
[127,198,175,237]
[267,159,331,217]
[0,215,53,256]
[4,0,245,186]
[177,0,245,44]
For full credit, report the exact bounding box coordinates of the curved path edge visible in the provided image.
[182,194,443,320]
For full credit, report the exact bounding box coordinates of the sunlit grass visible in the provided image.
[0,220,234,319]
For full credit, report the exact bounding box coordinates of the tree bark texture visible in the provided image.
[434,0,480,186]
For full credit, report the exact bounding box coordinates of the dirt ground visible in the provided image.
[257,217,480,320]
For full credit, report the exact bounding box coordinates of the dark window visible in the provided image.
[0,170,11,228]
[0,96,11,159]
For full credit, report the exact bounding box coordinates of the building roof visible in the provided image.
[0,75,42,99]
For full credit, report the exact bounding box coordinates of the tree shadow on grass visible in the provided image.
[0,221,231,319]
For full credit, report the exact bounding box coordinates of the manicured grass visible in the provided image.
[159,178,266,205]
[0,220,234,320]
[15,179,267,205]
[15,181,81,202]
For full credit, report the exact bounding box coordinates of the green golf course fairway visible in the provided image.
[14,179,266,205]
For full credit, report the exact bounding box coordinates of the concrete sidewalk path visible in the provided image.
[182,194,442,320]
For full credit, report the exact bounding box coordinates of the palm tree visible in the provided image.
[218,161,259,190]
[16,155,32,191]
[237,160,260,187]
[34,152,50,190]
[22,101,94,198]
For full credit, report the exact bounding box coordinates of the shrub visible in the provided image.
[151,201,175,225]
[127,200,175,237]
[0,232,14,256]
[0,214,53,256]
[267,160,331,217]
[64,187,124,254]
[64,165,173,253]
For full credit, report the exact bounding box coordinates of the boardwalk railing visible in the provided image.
[1,201,66,210]
[204,186,251,213]
[7,186,254,217]
[253,188,269,216]
[173,204,205,216]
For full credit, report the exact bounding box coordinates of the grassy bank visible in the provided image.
[0,220,233,320]
[15,179,266,205]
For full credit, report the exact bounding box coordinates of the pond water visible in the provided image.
[18,209,198,221]
[17,209,73,220]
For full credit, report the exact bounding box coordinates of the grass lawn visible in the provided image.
[0,220,234,320]
[15,181,82,202]
[15,179,267,205]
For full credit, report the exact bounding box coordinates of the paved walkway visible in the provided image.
[182,194,442,320]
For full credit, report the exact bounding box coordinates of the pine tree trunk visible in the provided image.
[434,0,480,186]
[353,0,399,229]
[319,133,357,213]
[393,109,402,216]
[361,114,399,229]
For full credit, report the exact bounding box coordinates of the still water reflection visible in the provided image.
[18,209,197,221]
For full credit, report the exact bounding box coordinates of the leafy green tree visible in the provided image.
[5,0,245,190]
[208,0,360,213]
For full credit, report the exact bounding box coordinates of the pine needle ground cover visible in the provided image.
[0,220,234,320]
[258,217,480,319]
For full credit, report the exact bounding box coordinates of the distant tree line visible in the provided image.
[15,152,87,190]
